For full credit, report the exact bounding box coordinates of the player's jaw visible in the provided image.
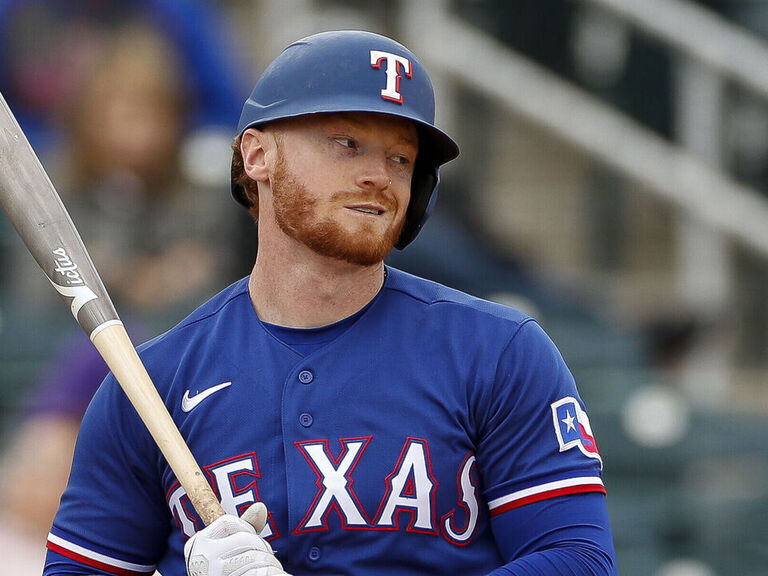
[271,151,406,266]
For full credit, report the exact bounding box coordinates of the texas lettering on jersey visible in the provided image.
[169,437,480,545]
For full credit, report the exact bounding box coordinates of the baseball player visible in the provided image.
[43,30,617,575]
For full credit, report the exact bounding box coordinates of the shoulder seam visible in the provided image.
[177,285,249,331]
[386,285,533,326]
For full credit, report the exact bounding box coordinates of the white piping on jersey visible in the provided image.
[488,476,605,511]
[47,533,156,573]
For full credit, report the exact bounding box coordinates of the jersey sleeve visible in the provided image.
[473,319,606,517]
[485,493,617,575]
[44,373,171,576]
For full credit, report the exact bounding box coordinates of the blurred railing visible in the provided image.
[590,0,768,96]
[400,0,768,257]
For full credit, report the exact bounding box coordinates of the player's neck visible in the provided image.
[248,243,386,329]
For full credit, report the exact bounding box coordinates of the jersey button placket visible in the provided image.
[297,370,314,426]
[283,366,319,537]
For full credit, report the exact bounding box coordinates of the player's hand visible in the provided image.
[184,502,290,576]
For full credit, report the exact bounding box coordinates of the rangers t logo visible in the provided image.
[551,397,602,467]
[370,50,412,104]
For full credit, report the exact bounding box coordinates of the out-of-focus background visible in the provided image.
[0,1,767,574]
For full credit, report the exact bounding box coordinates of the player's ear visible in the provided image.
[241,128,270,183]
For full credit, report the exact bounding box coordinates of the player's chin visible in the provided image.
[299,213,405,265]
[323,226,400,266]
[336,233,397,265]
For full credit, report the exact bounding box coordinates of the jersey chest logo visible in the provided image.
[181,381,232,412]
[168,438,480,547]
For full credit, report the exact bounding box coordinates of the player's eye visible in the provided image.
[334,137,357,149]
[391,154,410,165]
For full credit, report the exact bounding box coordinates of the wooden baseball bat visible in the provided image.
[0,91,225,526]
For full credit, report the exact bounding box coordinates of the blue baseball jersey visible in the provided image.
[45,267,608,575]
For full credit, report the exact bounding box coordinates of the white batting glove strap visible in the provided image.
[184,513,289,576]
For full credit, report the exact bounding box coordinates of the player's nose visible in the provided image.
[356,155,391,191]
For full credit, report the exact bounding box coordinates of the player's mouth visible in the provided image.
[346,204,386,216]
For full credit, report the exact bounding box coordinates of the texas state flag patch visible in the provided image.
[551,397,602,468]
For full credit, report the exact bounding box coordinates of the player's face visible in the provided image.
[268,113,418,266]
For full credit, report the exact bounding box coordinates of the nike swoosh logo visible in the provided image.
[181,382,232,412]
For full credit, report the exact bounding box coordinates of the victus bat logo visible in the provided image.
[49,247,97,317]
[52,247,85,285]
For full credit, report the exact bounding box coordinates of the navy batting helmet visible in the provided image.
[231,30,459,249]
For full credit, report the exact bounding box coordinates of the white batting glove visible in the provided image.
[184,503,290,576]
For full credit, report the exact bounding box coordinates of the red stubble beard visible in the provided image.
[270,152,406,266]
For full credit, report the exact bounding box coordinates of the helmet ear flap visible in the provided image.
[396,163,439,250]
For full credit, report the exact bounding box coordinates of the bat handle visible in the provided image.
[92,323,226,526]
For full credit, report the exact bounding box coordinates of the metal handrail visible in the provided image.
[589,0,768,98]
[401,1,768,257]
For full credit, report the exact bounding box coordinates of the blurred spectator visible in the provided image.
[0,1,251,556]
[0,515,45,574]
[0,334,111,542]
[0,0,245,151]
[5,18,246,322]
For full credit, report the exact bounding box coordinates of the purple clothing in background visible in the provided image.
[26,324,148,420]
[25,331,108,420]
